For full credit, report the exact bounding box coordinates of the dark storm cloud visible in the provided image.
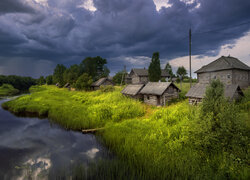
[0,0,250,77]
[0,0,35,14]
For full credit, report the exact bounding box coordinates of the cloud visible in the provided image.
[0,0,250,77]
[0,0,35,14]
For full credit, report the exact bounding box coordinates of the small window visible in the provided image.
[227,74,231,79]
[213,76,216,79]
[147,96,150,100]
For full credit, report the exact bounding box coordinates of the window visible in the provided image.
[227,74,231,79]
[213,76,216,79]
[147,96,150,100]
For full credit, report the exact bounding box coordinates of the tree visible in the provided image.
[176,66,187,89]
[53,64,66,86]
[75,73,93,90]
[164,63,174,79]
[113,71,127,85]
[46,75,53,85]
[37,76,46,85]
[80,56,110,81]
[63,64,81,84]
[148,52,161,82]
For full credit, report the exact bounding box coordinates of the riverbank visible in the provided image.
[0,84,19,97]
[2,85,250,179]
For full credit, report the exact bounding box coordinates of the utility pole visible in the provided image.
[189,28,192,88]
[120,65,126,86]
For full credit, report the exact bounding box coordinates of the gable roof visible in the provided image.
[195,56,250,73]
[91,78,113,87]
[186,83,244,100]
[140,82,180,96]
[121,84,145,96]
[131,69,170,77]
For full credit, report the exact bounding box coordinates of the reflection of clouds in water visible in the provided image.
[82,148,100,159]
[17,157,52,180]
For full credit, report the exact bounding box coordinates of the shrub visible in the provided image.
[100,85,115,92]
[75,73,93,90]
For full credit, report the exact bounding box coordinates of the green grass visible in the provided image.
[2,83,250,179]
[0,84,19,96]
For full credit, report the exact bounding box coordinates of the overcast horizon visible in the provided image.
[0,0,250,78]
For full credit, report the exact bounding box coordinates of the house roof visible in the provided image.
[140,82,180,96]
[186,83,244,100]
[91,78,113,87]
[131,68,170,77]
[195,56,250,73]
[121,84,145,96]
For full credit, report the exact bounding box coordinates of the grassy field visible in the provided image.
[2,83,250,179]
[0,84,19,97]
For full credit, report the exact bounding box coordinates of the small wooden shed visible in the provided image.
[64,83,70,89]
[140,82,180,106]
[186,83,244,105]
[91,77,114,90]
[121,84,145,99]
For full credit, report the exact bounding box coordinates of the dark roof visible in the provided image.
[195,56,250,73]
[131,69,170,77]
[91,78,113,87]
[140,82,180,95]
[186,83,244,100]
[121,84,145,96]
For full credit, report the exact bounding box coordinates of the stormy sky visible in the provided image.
[0,0,250,78]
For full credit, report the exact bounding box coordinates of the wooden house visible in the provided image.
[91,77,114,90]
[64,83,70,88]
[121,84,145,99]
[127,68,170,84]
[195,56,250,88]
[140,82,180,106]
[186,83,244,105]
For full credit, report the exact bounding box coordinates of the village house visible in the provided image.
[126,68,170,84]
[195,56,250,88]
[186,56,248,104]
[139,82,180,106]
[91,77,114,90]
[121,84,145,100]
[186,83,244,104]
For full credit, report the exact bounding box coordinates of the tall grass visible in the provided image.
[2,84,250,179]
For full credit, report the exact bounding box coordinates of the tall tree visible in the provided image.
[53,64,66,86]
[80,56,110,81]
[164,63,174,79]
[148,52,161,82]
[37,76,46,85]
[176,66,187,89]
[63,64,81,84]
[113,71,127,85]
[46,75,53,85]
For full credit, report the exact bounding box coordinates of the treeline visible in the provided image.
[39,56,110,90]
[0,75,37,91]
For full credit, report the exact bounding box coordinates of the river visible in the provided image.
[0,97,111,179]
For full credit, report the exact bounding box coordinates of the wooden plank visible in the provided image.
[82,127,105,134]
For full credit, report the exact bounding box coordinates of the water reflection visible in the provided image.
[0,98,110,179]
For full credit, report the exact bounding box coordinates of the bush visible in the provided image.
[100,85,115,92]
[75,73,93,90]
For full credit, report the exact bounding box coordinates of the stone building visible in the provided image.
[186,56,248,104]
[195,56,250,88]
[139,82,180,106]
[91,77,114,90]
[126,68,170,84]
[121,84,145,99]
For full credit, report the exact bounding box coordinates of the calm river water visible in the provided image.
[0,97,111,180]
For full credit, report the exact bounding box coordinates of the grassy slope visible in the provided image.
[0,84,19,96]
[2,84,250,179]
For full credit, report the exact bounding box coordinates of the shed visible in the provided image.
[121,84,145,99]
[186,83,244,105]
[64,83,70,88]
[91,77,114,90]
[140,82,180,106]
